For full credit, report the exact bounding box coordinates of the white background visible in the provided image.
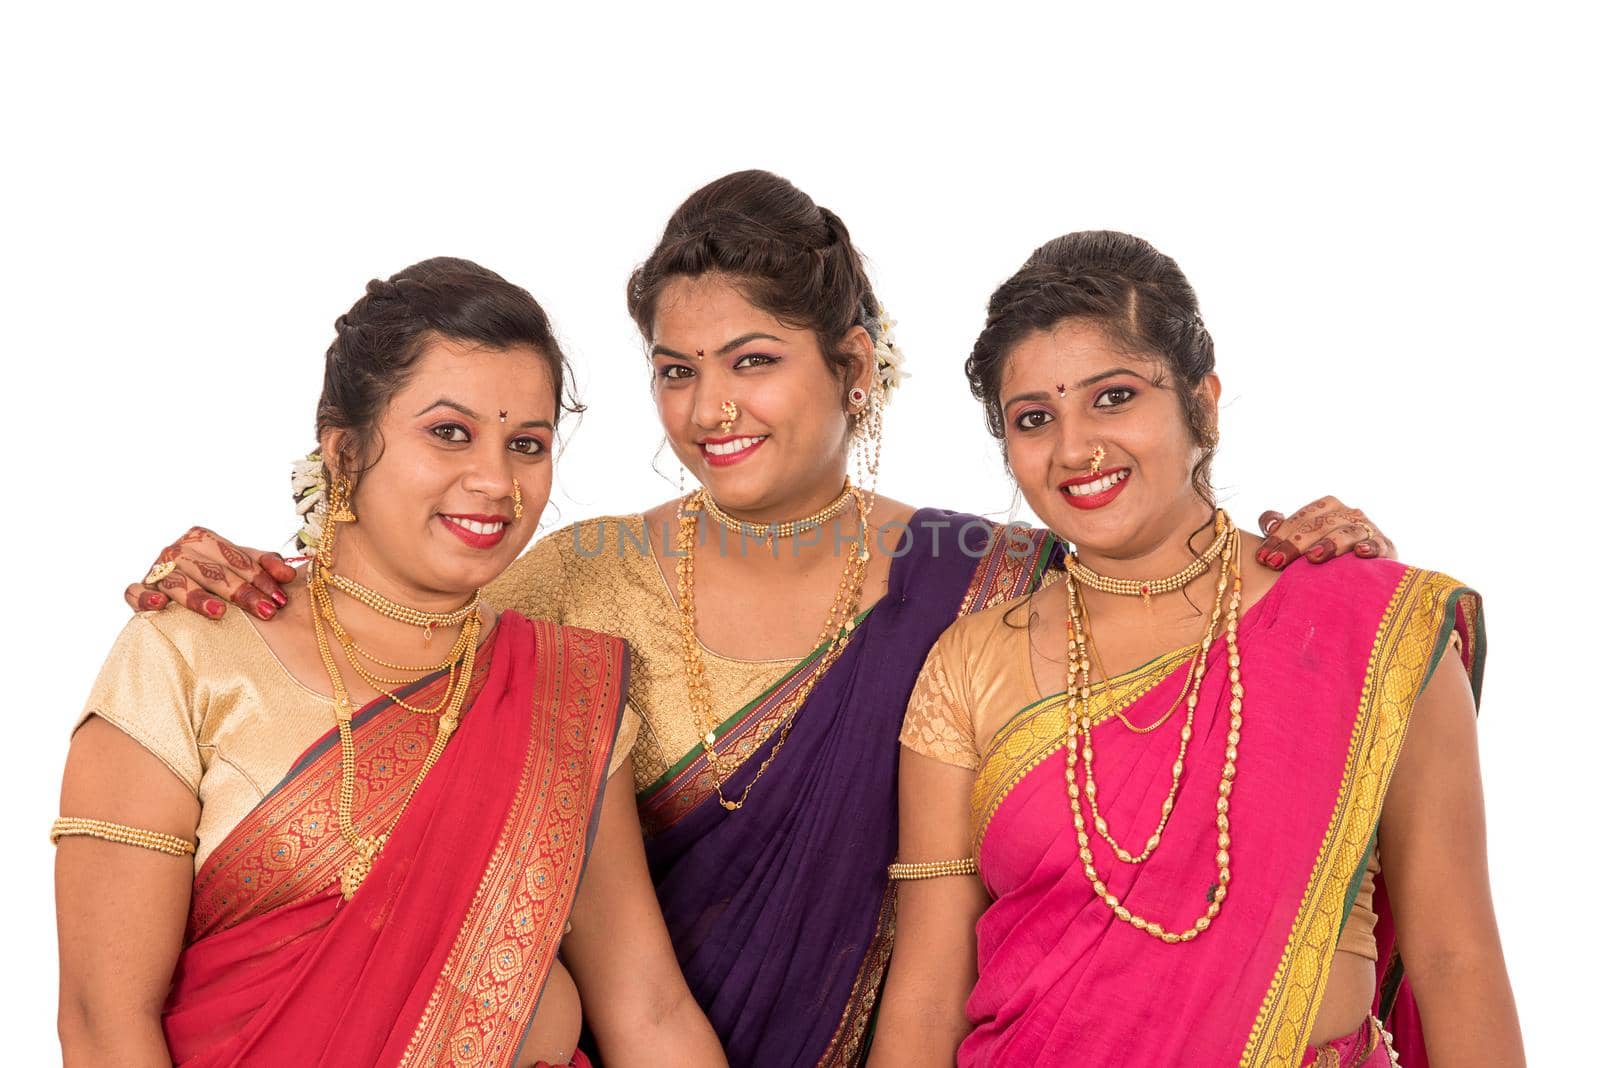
[4,3,1593,1060]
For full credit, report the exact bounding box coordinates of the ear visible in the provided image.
[839,324,876,405]
[1199,373,1222,427]
[319,429,353,483]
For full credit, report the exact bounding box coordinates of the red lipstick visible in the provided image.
[438,513,510,549]
[699,434,768,468]
[1059,468,1131,511]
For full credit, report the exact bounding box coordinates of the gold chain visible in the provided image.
[700,479,854,541]
[1063,511,1229,605]
[675,484,873,811]
[1062,514,1245,942]
[308,503,481,899]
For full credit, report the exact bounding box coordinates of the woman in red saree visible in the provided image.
[54,259,725,1067]
[879,232,1523,1066]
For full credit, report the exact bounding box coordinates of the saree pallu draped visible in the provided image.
[162,614,629,1068]
[637,511,1055,1067]
[965,557,1483,1068]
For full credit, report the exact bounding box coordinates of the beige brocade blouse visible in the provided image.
[78,604,637,873]
[486,514,800,792]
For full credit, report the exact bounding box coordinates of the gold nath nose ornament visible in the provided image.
[719,400,739,435]
[1090,445,1106,476]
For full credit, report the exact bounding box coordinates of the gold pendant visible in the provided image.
[339,835,385,900]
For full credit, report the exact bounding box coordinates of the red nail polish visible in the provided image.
[1307,546,1326,562]
[1268,551,1286,568]
[272,590,288,606]
[205,598,225,617]
[256,601,276,619]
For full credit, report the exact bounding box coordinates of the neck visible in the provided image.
[702,464,850,529]
[1072,495,1219,580]
[692,489,865,574]
[319,538,479,650]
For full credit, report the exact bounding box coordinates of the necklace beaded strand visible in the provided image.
[308,482,482,899]
[700,479,855,542]
[1061,510,1245,943]
[675,482,874,811]
[1064,511,1230,606]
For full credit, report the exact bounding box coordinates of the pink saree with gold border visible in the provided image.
[963,558,1482,1067]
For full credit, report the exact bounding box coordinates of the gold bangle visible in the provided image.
[50,817,196,857]
[887,857,978,881]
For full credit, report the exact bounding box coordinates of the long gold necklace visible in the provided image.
[699,479,855,541]
[675,484,873,811]
[1061,512,1245,942]
[308,511,481,899]
[1064,511,1230,605]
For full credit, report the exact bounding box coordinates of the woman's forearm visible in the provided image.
[1410,948,1525,1067]
[865,990,966,1067]
[59,1002,172,1068]
[596,983,727,1067]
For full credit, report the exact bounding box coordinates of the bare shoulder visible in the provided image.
[868,494,918,532]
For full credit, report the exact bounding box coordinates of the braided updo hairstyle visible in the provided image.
[966,231,1219,505]
[316,256,582,480]
[627,170,884,407]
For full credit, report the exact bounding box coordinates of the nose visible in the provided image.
[690,371,736,435]
[1052,418,1098,473]
[461,445,516,512]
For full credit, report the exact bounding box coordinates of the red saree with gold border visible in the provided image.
[962,557,1483,1067]
[161,614,628,1068]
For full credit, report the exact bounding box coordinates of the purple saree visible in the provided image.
[638,510,1054,1067]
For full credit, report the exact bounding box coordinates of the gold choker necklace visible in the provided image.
[1063,511,1230,605]
[699,479,854,541]
[324,570,480,640]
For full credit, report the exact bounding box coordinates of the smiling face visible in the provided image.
[1002,320,1220,564]
[326,335,556,599]
[649,273,873,516]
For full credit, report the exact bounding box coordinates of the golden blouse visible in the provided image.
[78,605,637,873]
[487,515,799,791]
[900,596,1384,961]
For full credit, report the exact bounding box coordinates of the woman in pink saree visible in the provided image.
[876,233,1523,1066]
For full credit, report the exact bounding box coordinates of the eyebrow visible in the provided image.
[413,398,554,431]
[1001,368,1155,409]
[650,332,785,360]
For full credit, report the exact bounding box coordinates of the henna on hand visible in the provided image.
[130,526,290,619]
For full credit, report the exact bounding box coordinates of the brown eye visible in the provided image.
[1015,409,1052,431]
[659,364,695,381]
[732,353,777,369]
[1094,387,1136,408]
[431,424,470,443]
[509,436,545,456]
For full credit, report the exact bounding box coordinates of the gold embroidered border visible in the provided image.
[187,657,493,940]
[1239,569,1474,1067]
[970,644,1197,852]
[816,883,898,1067]
[401,624,626,1067]
[957,524,1054,618]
